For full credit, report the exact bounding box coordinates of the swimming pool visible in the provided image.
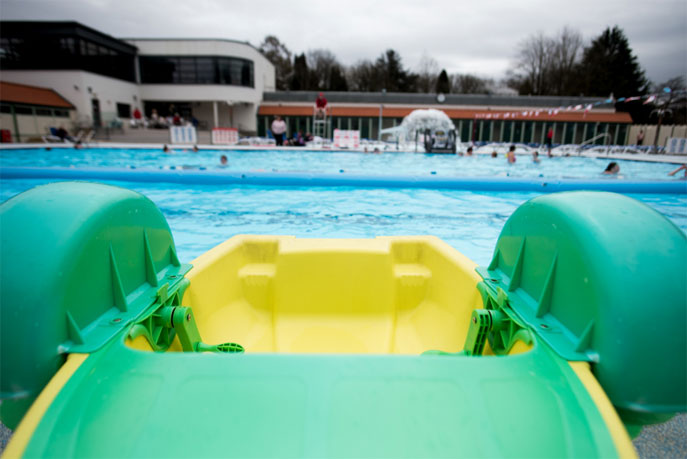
[2,178,685,265]
[1,147,683,180]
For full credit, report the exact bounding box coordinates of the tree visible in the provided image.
[506,27,584,96]
[416,52,439,93]
[374,49,417,92]
[347,59,381,91]
[258,35,292,90]
[579,26,649,98]
[649,76,687,125]
[435,69,451,94]
[307,49,348,91]
[508,31,556,95]
[549,27,583,95]
[289,53,309,90]
[452,74,491,94]
[328,64,348,91]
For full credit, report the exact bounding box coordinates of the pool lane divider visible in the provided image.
[1,166,685,194]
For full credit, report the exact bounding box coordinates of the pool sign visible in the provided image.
[333,129,360,149]
[666,137,687,155]
[170,126,197,144]
[212,128,239,145]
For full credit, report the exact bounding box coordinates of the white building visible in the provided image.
[0,21,275,135]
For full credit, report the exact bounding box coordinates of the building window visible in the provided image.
[54,109,70,117]
[0,104,11,113]
[0,23,136,82]
[117,103,131,118]
[35,108,52,116]
[139,55,254,87]
[13,106,33,115]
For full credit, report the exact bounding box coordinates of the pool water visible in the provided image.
[2,178,685,266]
[1,147,682,180]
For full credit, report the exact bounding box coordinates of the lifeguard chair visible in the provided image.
[312,105,332,139]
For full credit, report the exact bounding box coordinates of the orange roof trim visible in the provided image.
[259,104,632,123]
[0,81,74,109]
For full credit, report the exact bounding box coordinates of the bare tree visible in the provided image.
[307,49,348,91]
[416,52,439,93]
[550,27,583,95]
[258,36,292,90]
[507,27,584,96]
[347,60,380,91]
[452,74,491,94]
[510,32,556,95]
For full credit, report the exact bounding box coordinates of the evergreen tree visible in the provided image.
[374,49,417,92]
[435,69,451,94]
[329,64,348,91]
[289,53,309,91]
[580,26,649,97]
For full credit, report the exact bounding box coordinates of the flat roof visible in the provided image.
[121,37,260,52]
[258,104,632,123]
[0,81,74,109]
[263,91,614,108]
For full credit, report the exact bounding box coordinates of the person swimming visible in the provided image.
[603,162,620,174]
[219,155,228,167]
[532,151,540,163]
[668,164,687,178]
[507,145,516,164]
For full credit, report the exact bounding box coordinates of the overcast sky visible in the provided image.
[1,0,685,86]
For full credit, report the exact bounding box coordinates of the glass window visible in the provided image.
[176,57,196,83]
[138,55,253,86]
[14,106,33,115]
[35,108,52,116]
[196,57,215,84]
[54,109,70,118]
[140,56,176,83]
[0,104,11,114]
[217,58,233,85]
[86,42,98,56]
[117,103,131,118]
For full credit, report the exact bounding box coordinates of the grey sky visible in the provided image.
[1,0,685,86]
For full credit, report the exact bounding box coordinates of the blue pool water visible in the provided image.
[0,147,682,180]
[2,178,685,265]
[2,147,685,264]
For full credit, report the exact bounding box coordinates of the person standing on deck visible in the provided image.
[271,116,287,146]
[545,127,554,157]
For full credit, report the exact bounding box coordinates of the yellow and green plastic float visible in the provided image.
[0,182,685,457]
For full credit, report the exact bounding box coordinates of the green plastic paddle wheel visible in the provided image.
[477,191,687,431]
[0,182,191,428]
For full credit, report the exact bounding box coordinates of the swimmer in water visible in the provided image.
[603,162,620,175]
[219,155,228,167]
[466,146,473,156]
[506,145,516,164]
[491,151,497,158]
[668,164,687,178]
[532,151,541,163]
[163,144,170,153]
